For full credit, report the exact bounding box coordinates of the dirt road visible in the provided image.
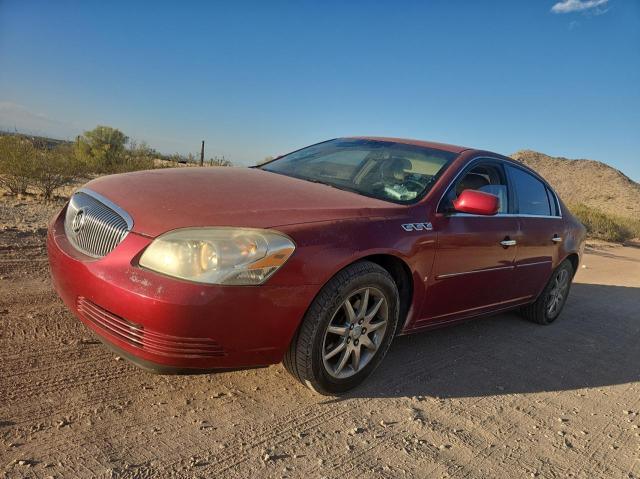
[1,225,639,478]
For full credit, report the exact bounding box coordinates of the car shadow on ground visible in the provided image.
[348,283,640,399]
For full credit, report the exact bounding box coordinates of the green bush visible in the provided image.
[569,204,640,243]
[73,127,160,173]
[74,125,130,173]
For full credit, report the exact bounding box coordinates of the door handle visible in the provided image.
[552,235,563,243]
[500,238,517,247]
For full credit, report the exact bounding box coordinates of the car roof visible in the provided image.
[346,136,471,154]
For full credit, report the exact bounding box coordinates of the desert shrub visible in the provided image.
[570,204,640,243]
[209,157,232,167]
[74,128,160,174]
[31,145,85,200]
[119,140,156,172]
[74,125,129,173]
[0,135,37,194]
[117,154,155,172]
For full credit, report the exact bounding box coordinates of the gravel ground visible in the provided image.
[1,194,639,479]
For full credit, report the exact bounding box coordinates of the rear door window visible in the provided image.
[506,166,551,216]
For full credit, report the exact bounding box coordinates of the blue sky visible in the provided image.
[1,0,639,179]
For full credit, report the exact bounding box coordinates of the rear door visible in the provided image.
[506,165,563,300]
[417,160,519,326]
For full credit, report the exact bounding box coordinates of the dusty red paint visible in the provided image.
[47,138,586,372]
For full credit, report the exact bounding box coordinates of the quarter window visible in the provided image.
[507,166,551,216]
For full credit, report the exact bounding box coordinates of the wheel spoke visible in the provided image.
[334,348,351,375]
[358,289,370,319]
[548,293,560,314]
[327,325,349,336]
[367,319,387,333]
[324,341,346,361]
[343,300,356,324]
[351,345,361,371]
[559,270,568,286]
[359,334,376,350]
[365,297,385,322]
[557,270,569,289]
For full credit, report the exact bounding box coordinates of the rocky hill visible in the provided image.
[511,150,640,220]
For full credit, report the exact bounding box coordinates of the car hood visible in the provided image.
[83,167,401,237]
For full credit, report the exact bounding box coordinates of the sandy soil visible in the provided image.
[1,194,639,479]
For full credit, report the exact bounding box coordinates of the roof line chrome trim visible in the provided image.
[436,265,514,280]
[77,188,134,230]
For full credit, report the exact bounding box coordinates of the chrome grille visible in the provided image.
[64,189,133,258]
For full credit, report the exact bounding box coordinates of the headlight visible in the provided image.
[139,228,295,285]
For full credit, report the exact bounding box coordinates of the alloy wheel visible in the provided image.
[546,268,569,317]
[321,287,389,379]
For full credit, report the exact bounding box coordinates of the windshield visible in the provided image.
[260,138,458,204]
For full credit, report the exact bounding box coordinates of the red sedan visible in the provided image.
[48,137,586,394]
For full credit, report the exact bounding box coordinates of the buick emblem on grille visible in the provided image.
[72,208,86,233]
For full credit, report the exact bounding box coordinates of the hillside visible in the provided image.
[511,150,640,221]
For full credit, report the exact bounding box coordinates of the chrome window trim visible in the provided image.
[436,156,562,219]
[77,187,134,229]
[450,213,563,219]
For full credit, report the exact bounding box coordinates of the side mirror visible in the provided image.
[453,190,500,215]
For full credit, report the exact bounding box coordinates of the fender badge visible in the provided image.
[401,222,433,232]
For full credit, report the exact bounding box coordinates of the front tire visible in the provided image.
[520,259,574,325]
[284,261,399,395]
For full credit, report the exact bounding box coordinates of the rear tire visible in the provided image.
[520,259,574,325]
[284,261,399,395]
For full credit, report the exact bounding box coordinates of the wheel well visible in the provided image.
[361,254,413,332]
[566,253,579,275]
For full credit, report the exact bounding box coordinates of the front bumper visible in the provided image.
[47,211,318,372]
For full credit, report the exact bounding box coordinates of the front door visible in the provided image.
[416,160,518,326]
